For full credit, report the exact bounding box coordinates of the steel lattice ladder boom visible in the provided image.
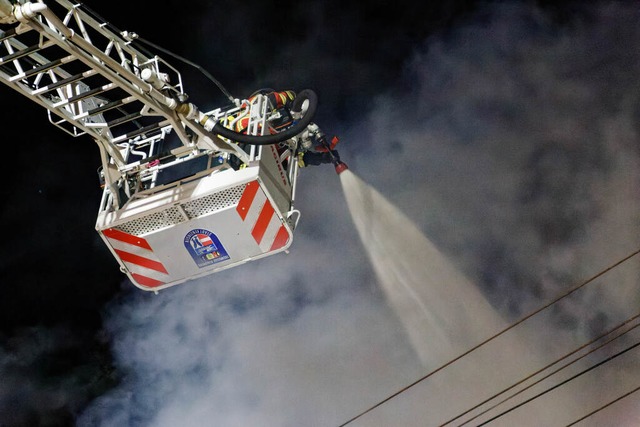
[0,0,248,207]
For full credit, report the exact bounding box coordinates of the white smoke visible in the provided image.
[78,2,640,426]
[349,2,640,325]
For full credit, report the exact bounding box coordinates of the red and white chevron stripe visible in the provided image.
[102,228,170,288]
[236,180,290,252]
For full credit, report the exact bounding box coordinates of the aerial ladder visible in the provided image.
[0,0,347,291]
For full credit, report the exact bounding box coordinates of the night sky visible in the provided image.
[1,0,639,426]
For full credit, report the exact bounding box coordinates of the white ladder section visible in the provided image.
[0,0,248,206]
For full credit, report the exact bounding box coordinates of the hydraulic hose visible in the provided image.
[210,89,318,146]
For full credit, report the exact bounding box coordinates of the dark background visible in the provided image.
[0,0,606,425]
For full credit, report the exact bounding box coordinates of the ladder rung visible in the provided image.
[107,111,141,128]
[65,83,112,104]
[125,122,162,140]
[87,99,123,116]
[34,72,86,94]
[0,44,39,64]
[20,58,63,79]
[0,28,17,44]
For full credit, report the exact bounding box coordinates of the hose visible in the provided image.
[210,89,318,146]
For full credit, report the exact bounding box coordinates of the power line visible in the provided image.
[337,248,640,427]
[565,384,640,426]
[475,338,640,426]
[448,313,640,426]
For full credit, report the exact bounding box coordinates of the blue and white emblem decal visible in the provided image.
[184,229,230,268]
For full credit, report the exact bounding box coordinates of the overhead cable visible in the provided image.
[475,338,640,426]
[448,314,640,426]
[337,249,640,427]
[564,384,640,426]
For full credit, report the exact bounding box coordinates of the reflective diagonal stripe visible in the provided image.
[270,225,290,251]
[103,228,170,288]
[102,227,152,250]
[252,200,275,244]
[236,180,259,220]
[114,249,169,274]
[237,180,290,252]
[131,273,165,288]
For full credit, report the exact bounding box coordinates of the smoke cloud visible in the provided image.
[74,1,640,426]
